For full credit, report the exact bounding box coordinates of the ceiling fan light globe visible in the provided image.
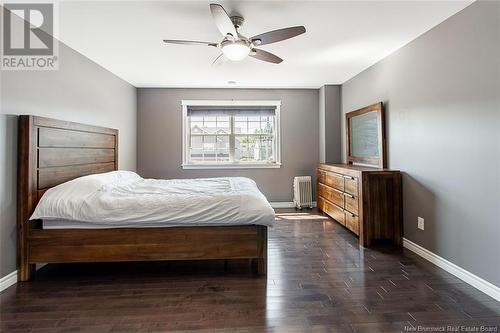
[221,42,250,61]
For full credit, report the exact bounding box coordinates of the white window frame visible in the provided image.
[181,100,282,169]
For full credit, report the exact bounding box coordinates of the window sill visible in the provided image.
[181,163,282,170]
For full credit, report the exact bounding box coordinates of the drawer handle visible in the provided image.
[343,175,355,180]
[343,193,355,199]
[344,210,356,218]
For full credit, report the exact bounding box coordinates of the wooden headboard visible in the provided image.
[17,115,118,225]
[17,116,118,278]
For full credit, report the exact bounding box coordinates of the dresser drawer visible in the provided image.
[345,211,359,235]
[318,183,344,208]
[344,176,358,196]
[318,196,345,226]
[318,169,344,191]
[344,193,359,215]
[317,196,326,212]
[317,169,326,184]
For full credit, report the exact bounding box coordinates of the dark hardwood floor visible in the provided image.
[1,209,499,332]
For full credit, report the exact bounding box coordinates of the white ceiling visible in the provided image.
[55,1,473,88]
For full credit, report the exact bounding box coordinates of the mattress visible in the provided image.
[31,171,275,229]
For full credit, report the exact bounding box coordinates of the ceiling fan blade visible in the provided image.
[211,53,229,67]
[210,4,238,38]
[250,49,283,64]
[163,39,218,47]
[251,26,306,46]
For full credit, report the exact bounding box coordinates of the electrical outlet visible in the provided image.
[417,217,425,230]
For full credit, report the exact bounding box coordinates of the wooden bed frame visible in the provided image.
[17,115,267,281]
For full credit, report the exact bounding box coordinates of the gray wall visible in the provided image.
[0,41,137,277]
[137,88,319,202]
[341,1,500,286]
[319,87,326,162]
[322,85,342,163]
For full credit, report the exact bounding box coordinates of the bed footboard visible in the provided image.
[19,225,268,281]
[256,225,268,275]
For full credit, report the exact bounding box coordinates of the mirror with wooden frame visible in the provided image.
[345,102,386,168]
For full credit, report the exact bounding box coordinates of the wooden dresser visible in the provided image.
[317,163,402,247]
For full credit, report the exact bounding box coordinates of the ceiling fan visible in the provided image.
[163,3,306,64]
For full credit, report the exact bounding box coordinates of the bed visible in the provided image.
[17,116,272,281]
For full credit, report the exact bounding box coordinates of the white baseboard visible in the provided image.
[0,270,17,292]
[270,201,317,209]
[403,238,500,302]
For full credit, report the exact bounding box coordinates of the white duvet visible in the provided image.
[30,171,275,228]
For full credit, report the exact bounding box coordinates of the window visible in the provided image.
[182,100,281,169]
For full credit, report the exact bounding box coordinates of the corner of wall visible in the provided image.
[319,86,326,163]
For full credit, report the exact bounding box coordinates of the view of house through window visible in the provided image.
[182,101,281,168]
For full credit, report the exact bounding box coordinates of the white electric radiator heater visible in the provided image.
[293,176,313,209]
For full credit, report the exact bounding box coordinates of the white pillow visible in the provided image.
[30,170,141,221]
